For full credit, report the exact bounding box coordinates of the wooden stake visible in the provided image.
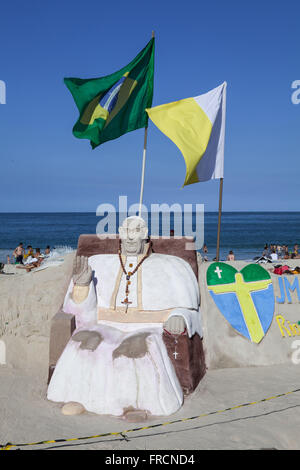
[216,177,224,261]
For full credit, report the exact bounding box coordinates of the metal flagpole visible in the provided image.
[138,125,148,217]
[216,177,224,261]
[138,31,155,218]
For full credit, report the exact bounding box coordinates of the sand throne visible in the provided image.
[48,235,206,395]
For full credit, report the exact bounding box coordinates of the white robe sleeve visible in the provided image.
[167,308,203,339]
[63,279,98,329]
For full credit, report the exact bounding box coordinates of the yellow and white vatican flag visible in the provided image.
[146,82,227,186]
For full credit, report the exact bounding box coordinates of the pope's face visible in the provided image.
[119,218,148,255]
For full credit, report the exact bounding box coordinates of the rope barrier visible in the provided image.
[1,387,300,450]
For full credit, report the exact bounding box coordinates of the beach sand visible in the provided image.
[0,254,300,450]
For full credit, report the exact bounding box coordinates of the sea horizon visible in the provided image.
[0,211,299,214]
[0,211,299,263]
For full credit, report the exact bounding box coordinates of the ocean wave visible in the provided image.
[46,246,75,258]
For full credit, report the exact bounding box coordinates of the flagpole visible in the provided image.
[215,82,227,262]
[216,177,224,261]
[138,126,148,217]
[138,31,155,218]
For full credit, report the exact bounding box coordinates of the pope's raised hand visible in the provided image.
[72,256,92,287]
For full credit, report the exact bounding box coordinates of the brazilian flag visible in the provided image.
[64,38,155,149]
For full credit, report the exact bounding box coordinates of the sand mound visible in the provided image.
[0,253,75,374]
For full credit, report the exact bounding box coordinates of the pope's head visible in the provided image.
[119,216,148,255]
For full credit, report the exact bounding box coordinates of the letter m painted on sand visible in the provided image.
[284,277,300,303]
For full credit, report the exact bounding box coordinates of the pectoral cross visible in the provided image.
[173,350,179,360]
[121,297,132,313]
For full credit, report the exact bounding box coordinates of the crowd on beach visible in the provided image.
[200,242,299,263]
[261,243,299,261]
[7,241,300,270]
[8,243,51,272]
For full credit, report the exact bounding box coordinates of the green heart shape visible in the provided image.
[207,262,271,286]
[206,262,274,343]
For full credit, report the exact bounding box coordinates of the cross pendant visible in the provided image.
[173,350,179,360]
[121,298,132,313]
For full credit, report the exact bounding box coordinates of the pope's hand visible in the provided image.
[163,316,186,335]
[72,256,92,286]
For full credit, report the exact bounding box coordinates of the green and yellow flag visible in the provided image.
[64,38,155,149]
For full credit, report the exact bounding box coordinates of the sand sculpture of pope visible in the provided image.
[47,216,202,417]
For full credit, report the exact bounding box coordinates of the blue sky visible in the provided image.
[0,0,299,212]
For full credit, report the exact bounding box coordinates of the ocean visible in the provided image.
[0,212,299,263]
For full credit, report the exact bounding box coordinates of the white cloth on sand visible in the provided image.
[48,322,184,416]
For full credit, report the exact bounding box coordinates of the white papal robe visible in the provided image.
[47,253,202,416]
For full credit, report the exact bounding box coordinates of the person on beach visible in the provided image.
[284,248,290,259]
[277,245,282,258]
[23,258,44,272]
[270,249,278,261]
[22,249,45,271]
[270,245,276,256]
[262,244,269,257]
[227,250,235,261]
[23,248,44,267]
[34,248,43,259]
[202,244,208,261]
[44,246,51,255]
[13,243,24,264]
[23,245,34,261]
